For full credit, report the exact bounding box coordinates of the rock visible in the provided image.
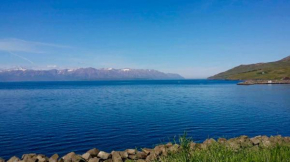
[168,144,179,153]
[226,139,240,150]
[63,152,85,162]
[240,137,252,148]
[154,145,167,156]
[136,160,146,162]
[103,160,112,162]
[0,158,5,162]
[218,138,227,144]
[128,155,137,160]
[165,142,173,148]
[97,151,111,160]
[202,138,216,149]
[141,148,152,155]
[119,151,128,159]
[49,154,59,162]
[22,154,37,162]
[136,152,147,159]
[88,157,99,162]
[87,149,100,158]
[126,149,136,155]
[7,156,20,162]
[111,152,122,162]
[57,158,64,162]
[189,142,196,150]
[36,155,48,162]
[145,154,157,162]
[250,136,262,145]
[81,153,91,161]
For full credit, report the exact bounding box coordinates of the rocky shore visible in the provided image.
[237,80,290,85]
[1,135,290,162]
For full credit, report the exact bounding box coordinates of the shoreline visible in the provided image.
[1,135,290,162]
[237,80,290,85]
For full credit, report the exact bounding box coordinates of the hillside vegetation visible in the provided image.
[208,56,290,80]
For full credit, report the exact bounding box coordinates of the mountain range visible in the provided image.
[208,55,290,80]
[0,68,184,82]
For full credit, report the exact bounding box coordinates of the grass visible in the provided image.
[159,135,290,162]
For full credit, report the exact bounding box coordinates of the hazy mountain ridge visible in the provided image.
[0,68,184,82]
[208,55,290,80]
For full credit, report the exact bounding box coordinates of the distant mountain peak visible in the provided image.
[0,67,184,82]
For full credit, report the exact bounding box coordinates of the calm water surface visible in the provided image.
[0,80,290,158]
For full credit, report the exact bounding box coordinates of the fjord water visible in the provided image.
[0,80,290,159]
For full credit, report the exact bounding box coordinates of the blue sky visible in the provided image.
[0,0,290,78]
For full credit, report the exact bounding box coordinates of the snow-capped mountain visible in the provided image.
[0,68,184,82]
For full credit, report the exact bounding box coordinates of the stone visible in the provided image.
[49,154,59,162]
[136,151,147,159]
[145,154,157,162]
[250,136,262,145]
[226,139,240,151]
[141,148,152,155]
[119,151,128,159]
[0,158,5,162]
[168,144,179,153]
[189,142,196,150]
[103,160,112,162]
[36,155,48,162]
[87,149,100,158]
[97,151,111,160]
[128,155,137,160]
[57,158,64,162]
[126,149,136,155]
[165,142,173,148]
[81,153,91,160]
[218,138,227,144]
[137,160,146,162]
[22,154,37,162]
[202,138,216,149]
[7,156,20,162]
[111,152,122,162]
[88,157,99,162]
[63,152,85,162]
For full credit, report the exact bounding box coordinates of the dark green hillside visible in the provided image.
[208,56,290,80]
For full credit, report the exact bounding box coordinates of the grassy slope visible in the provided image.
[208,56,290,80]
[159,144,290,162]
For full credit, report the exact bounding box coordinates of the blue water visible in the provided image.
[0,80,290,159]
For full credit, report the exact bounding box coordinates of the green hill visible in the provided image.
[208,56,290,80]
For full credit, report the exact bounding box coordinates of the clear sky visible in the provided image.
[0,0,290,78]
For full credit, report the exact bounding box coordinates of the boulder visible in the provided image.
[119,151,128,159]
[136,152,147,159]
[103,160,112,162]
[125,149,136,155]
[87,149,100,158]
[128,155,137,160]
[226,139,240,150]
[63,152,85,162]
[97,151,111,160]
[36,154,48,162]
[250,136,262,145]
[81,153,91,161]
[165,142,173,148]
[145,154,157,162]
[111,152,122,162]
[202,138,216,149]
[168,144,179,153]
[7,156,20,162]
[88,157,99,162]
[189,142,196,150]
[22,154,37,162]
[218,138,227,144]
[0,158,5,162]
[141,148,152,155]
[49,154,59,162]
[136,160,146,162]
